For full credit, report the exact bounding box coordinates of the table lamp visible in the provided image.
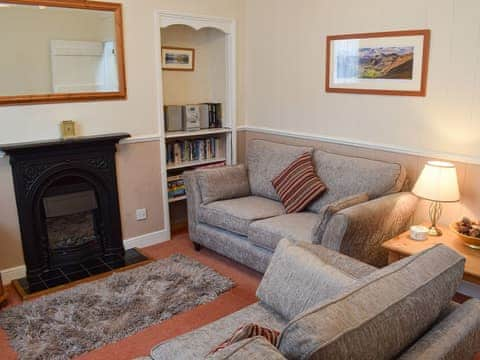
[412,161,460,236]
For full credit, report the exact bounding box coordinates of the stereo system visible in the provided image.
[164,103,222,132]
[182,105,201,131]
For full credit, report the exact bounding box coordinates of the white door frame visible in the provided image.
[153,10,237,239]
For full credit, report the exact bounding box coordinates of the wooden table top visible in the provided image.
[383,226,480,284]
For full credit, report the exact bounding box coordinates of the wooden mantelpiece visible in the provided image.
[0,133,130,154]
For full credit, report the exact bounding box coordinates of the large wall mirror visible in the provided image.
[0,0,126,105]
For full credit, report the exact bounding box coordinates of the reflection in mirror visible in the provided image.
[0,3,119,96]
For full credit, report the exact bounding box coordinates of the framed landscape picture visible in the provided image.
[162,47,195,71]
[326,30,430,96]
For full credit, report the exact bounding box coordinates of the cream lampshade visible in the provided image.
[412,161,460,236]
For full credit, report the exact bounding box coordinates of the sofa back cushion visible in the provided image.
[278,245,465,360]
[257,239,356,320]
[308,149,406,212]
[197,165,250,205]
[247,140,313,201]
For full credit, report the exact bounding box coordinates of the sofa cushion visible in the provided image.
[197,165,250,205]
[209,323,280,357]
[313,192,369,243]
[278,244,465,360]
[206,337,286,360]
[257,239,357,320]
[247,140,313,201]
[198,196,286,236]
[297,242,377,279]
[272,152,326,213]
[248,213,321,251]
[308,149,406,212]
[150,303,288,360]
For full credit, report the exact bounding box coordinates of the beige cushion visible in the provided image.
[313,192,369,243]
[257,239,357,320]
[248,213,321,251]
[308,149,406,213]
[198,196,285,236]
[197,165,250,205]
[278,244,465,359]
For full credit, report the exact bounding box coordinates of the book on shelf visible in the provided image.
[166,159,226,201]
[167,175,185,199]
[166,137,221,166]
[201,103,222,128]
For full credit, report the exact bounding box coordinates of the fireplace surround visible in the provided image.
[0,133,148,296]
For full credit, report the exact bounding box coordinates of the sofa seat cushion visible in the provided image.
[150,303,288,360]
[278,244,465,360]
[198,196,286,236]
[248,213,321,250]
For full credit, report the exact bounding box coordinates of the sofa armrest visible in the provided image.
[321,192,418,267]
[183,170,204,243]
[183,165,250,242]
[312,193,369,243]
[398,299,480,360]
[206,337,286,359]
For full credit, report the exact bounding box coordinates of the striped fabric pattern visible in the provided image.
[208,323,280,356]
[272,152,326,213]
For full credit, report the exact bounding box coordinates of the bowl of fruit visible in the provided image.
[451,217,480,249]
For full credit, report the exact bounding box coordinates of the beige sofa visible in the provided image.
[184,139,418,270]
[150,240,480,359]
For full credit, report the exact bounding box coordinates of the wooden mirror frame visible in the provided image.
[0,0,127,106]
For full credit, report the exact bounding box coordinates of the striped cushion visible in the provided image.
[272,152,326,213]
[208,323,280,356]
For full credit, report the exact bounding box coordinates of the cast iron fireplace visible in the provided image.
[0,133,148,296]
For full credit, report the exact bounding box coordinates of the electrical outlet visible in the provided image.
[136,208,147,221]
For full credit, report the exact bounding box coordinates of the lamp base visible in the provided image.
[428,225,443,237]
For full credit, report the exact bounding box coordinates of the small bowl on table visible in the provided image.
[450,223,480,250]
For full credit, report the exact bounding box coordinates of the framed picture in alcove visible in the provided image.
[326,29,430,96]
[162,47,195,71]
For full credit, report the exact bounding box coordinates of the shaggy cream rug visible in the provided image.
[0,254,234,359]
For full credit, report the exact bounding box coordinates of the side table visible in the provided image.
[382,225,480,285]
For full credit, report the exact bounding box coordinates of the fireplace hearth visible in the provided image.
[0,133,149,297]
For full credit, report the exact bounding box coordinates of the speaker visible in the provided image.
[182,105,201,131]
[164,106,183,132]
[199,104,210,129]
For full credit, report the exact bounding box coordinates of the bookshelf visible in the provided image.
[167,157,227,171]
[158,15,236,234]
[165,127,232,139]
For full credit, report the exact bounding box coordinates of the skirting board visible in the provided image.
[1,229,170,285]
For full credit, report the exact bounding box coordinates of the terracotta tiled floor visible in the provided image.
[0,232,262,360]
[1,232,479,360]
